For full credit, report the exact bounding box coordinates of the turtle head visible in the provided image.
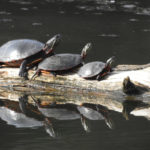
[81,43,92,59]
[106,56,115,67]
[43,34,61,54]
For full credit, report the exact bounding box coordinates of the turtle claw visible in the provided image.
[96,75,101,81]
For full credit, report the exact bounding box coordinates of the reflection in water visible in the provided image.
[0,96,115,138]
[0,99,43,128]
[1,95,150,134]
[77,103,113,130]
[122,100,150,120]
[33,98,114,132]
[0,97,57,138]
[0,94,150,150]
[35,102,80,120]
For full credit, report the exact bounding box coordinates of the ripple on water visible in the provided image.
[9,0,32,5]
[122,4,136,9]
[20,8,29,11]
[98,34,119,38]
[0,11,12,15]
[0,18,12,23]
[142,29,150,32]
[58,11,65,14]
[32,6,38,10]
[32,22,43,26]
[136,7,150,16]
[129,18,139,22]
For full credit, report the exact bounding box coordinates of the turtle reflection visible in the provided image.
[32,98,84,133]
[19,95,56,138]
[0,97,43,128]
[32,99,114,132]
[77,103,113,130]
[0,97,56,138]
[0,96,114,137]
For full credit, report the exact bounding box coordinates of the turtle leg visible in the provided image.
[30,69,41,80]
[96,74,101,81]
[50,71,57,77]
[19,59,29,79]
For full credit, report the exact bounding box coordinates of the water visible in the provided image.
[0,97,150,150]
[0,0,150,150]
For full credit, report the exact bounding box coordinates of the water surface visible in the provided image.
[0,0,150,150]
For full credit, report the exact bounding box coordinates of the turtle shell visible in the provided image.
[0,39,44,62]
[38,53,83,71]
[78,61,106,78]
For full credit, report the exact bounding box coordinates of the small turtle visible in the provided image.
[78,56,115,80]
[0,34,61,79]
[31,43,92,79]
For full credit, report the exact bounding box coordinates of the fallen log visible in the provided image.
[1,64,150,101]
[0,64,150,93]
[1,62,150,121]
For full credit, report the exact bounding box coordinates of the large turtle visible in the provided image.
[78,56,115,80]
[0,34,61,79]
[31,42,92,79]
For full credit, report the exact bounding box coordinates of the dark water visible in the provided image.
[0,0,150,64]
[0,98,150,150]
[0,0,150,150]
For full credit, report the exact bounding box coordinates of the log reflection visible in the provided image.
[0,95,115,138]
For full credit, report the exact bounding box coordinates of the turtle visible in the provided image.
[31,42,92,79]
[78,56,115,80]
[0,34,61,79]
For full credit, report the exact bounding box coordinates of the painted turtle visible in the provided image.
[78,56,115,80]
[0,34,61,79]
[31,42,92,79]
